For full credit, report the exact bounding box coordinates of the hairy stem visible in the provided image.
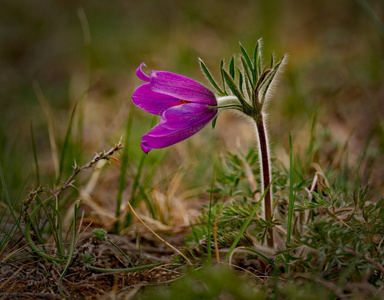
[254,114,274,248]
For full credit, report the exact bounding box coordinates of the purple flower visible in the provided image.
[132,63,217,154]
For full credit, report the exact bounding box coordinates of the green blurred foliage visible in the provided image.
[137,266,266,300]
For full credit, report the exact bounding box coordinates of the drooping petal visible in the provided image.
[132,83,181,115]
[136,63,150,82]
[140,108,217,153]
[159,103,216,130]
[150,71,217,106]
[140,142,152,154]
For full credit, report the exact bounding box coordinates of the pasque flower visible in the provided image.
[132,42,285,249]
[132,63,218,153]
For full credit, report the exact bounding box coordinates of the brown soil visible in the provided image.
[0,230,186,299]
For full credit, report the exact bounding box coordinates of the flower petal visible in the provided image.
[141,109,217,153]
[132,83,181,115]
[150,71,217,106]
[136,63,150,82]
[141,142,152,154]
[160,103,216,130]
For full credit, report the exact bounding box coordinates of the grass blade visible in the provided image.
[34,82,60,180]
[115,102,135,232]
[24,197,67,263]
[125,116,157,227]
[107,238,134,267]
[30,121,40,185]
[0,163,21,232]
[57,100,79,185]
[286,132,294,245]
[86,262,163,273]
[58,201,80,297]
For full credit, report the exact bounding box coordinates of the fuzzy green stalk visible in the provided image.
[254,115,274,248]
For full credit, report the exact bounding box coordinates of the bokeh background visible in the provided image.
[1,0,383,214]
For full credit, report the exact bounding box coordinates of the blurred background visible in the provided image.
[0,0,383,217]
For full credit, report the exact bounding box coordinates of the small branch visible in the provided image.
[53,140,123,198]
[325,208,350,228]
[343,247,384,274]
[36,140,123,233]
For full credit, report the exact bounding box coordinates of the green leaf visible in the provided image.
[199,58,225,96]
[211,114,218,129]
[222,68,247,108]
[255,69,271,92]
[239,43,255,82]
[220,60,226,93]
[229,56,235,78]
[257,55,262,81]
[240,55,253,87]
[244,73,252,99]
[253,40,260,82]
[260,56,285,105]
[238,68,243,96]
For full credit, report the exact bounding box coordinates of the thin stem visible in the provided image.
[254,114,274,248]
[286,132,294,274]
[286,132,294,245]
[125,201,193,266]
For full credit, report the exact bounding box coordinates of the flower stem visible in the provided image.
[254,114,274,248]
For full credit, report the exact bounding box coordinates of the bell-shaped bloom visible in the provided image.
[132,63,217,153]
